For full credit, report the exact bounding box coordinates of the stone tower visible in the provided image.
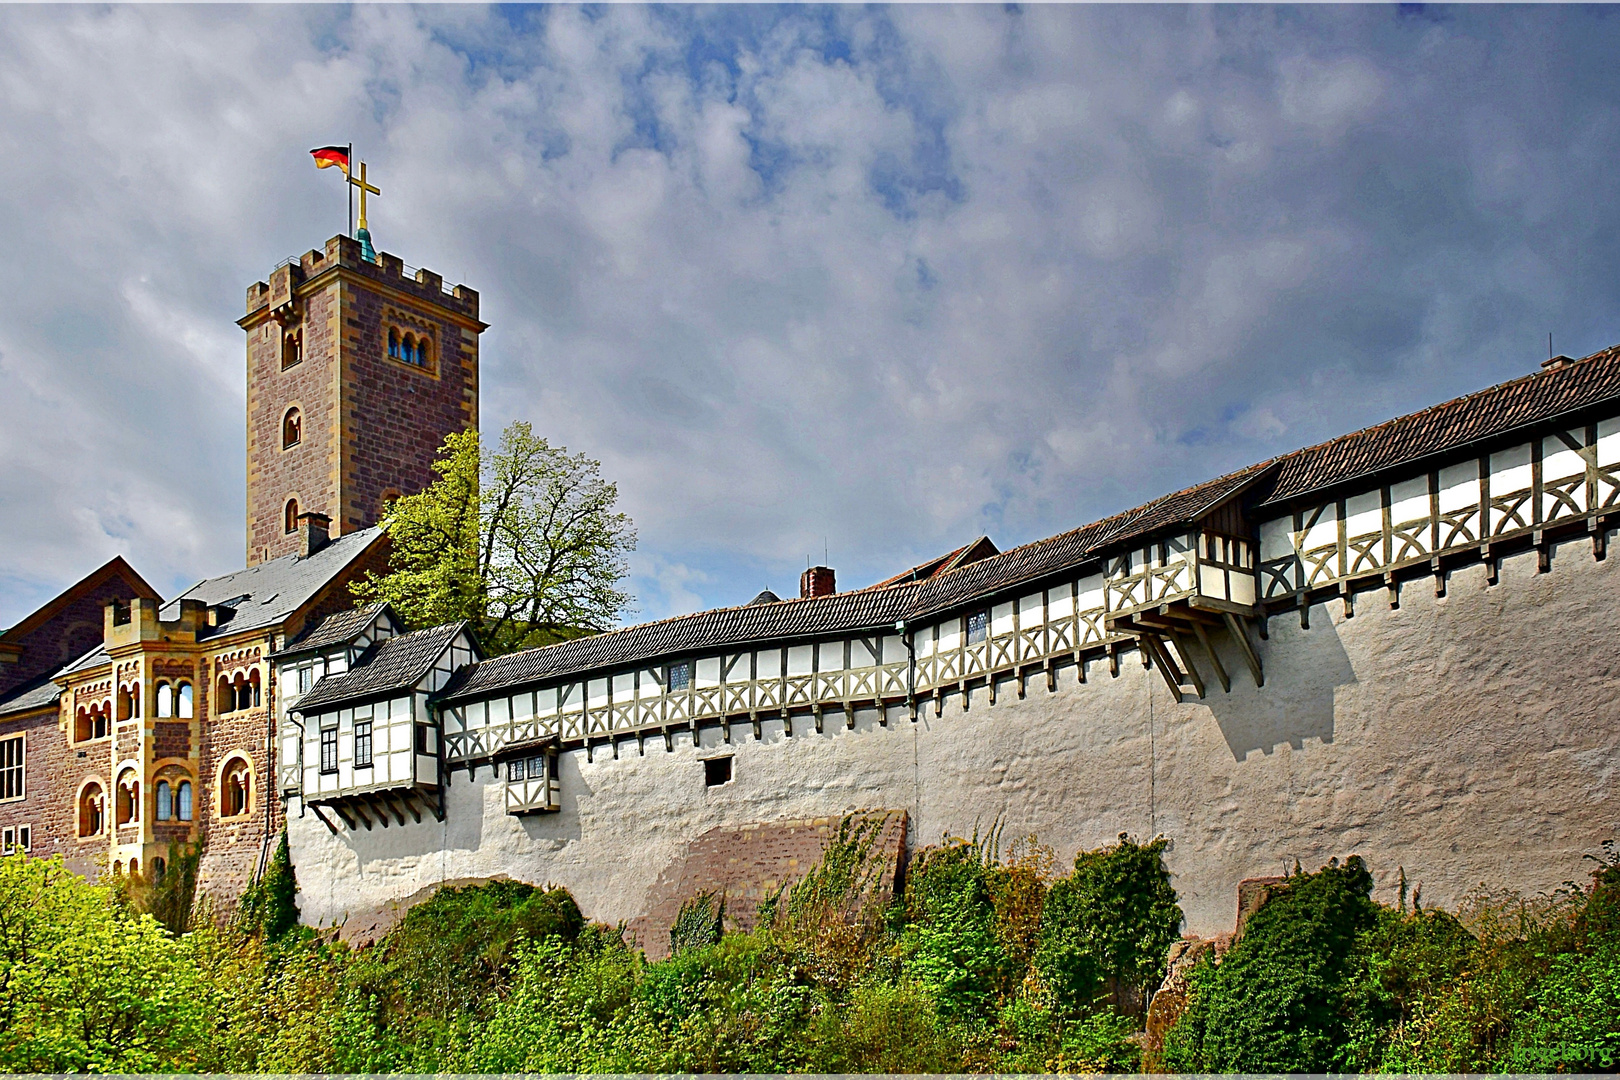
[239,234,483,565]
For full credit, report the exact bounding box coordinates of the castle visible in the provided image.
[2,230,1617,942]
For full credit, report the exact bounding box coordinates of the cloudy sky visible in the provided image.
[3,4,1620,629]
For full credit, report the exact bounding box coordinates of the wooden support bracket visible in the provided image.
[1190,620,1230,693]
[1166,629,1206,699]
[311,803,340,836]
[1385,571,1399,609]
[1139,634,1186,700]
[1222,613,1264,689]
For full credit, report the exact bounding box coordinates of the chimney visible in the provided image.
[1542,354,1576,372]
[800,565,836,599]
[297,512,331,558]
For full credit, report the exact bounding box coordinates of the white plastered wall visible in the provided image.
[288,533,1620,939]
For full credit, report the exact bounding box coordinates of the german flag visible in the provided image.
[310,146,350,175]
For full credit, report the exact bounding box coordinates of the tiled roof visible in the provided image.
[1257,345,1620,506]
[438,345,1620,704]
[162,527,385,641]
[440,584,921,703]
[907,463,1272,620]
[294,621,466,713]
[273,601,393,658]
[0,676,63,718]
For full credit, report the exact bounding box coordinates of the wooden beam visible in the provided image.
[311,803,340,836]
[402,791,423,824]
[1222,613,1264,688]
[349,800,373,831]
[380,792,408,827]
[1166,629,1206,699]
[1138,634,1185,699]
[1191,620,1230,693]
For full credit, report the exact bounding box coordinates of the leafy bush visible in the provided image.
[1035,832,1182,1017]
[1163,855,1378,1071]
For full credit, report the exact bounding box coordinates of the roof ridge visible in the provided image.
[1273,344,1620,477]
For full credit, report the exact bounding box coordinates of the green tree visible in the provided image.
[355,422,636,654]
[0,854,209,1071]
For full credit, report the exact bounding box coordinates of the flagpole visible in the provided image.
[347,142,354,239]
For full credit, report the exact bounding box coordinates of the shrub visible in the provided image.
[1163,855,1378,1071]
[1035,833,1182,1016]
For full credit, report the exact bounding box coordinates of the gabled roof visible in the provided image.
[1256,344,1620,507]
[163,527,385,641]
[1,556,159,644]
[866,535,1001,590]
[294,621,468,714]
[273,601,394,658]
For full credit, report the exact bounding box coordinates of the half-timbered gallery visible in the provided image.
[279,345,1620,941]
[2,223,1616,941]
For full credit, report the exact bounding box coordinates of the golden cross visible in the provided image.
[348,161,380,230]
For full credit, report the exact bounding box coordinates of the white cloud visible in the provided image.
[3,6,1620,628]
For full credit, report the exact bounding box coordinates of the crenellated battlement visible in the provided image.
[245,234,480,322]
[104,597,210,650]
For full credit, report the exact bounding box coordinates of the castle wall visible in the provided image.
[286,532,1620,939]
[0,707,82,871]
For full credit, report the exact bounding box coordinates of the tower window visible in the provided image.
[282,407,301,449]
[285,498,299,534]
[281,330,302,369]
[385,323,435,371]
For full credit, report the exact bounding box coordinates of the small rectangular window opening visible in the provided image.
[668,661,691,691]
[319,727,338,773]
[966,609,989,644]
[704,755,732,787]
[16,825,27,852]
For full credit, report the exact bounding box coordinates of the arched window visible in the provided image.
[156,780,172,820]
[177,682,193,718]
[282,407,301,449]
[79,782,105,836]
[152,857,167,881]
[177,780,193,821]
[281,330,302,369]
[284,498,299,534]
[156,682,172,718]
[116,768,139,826]
[116,685,134,722]
[129,858,139,878]
[388,327,401,360]
[75,707,92,742]
[415,336,432,367]
[402,333,417,366]
[221,757,251,818]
